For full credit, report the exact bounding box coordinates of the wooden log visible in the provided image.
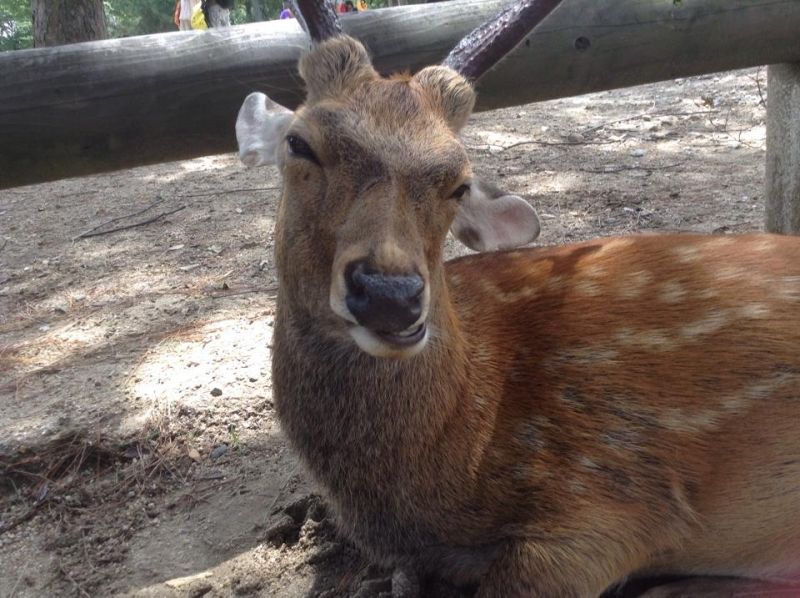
[766,63,800,234]
[2,0,800,189]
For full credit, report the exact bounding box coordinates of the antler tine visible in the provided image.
[443,0,564,82]
[291,0,343,43]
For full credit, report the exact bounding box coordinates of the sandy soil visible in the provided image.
[0,68,769,597]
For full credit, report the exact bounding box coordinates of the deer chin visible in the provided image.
[349,322,429,359]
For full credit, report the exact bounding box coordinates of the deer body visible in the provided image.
[274,231,800,595]
[236,31,800,597]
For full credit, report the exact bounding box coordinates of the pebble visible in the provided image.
[210,388,223,397]
[210,444,229,460]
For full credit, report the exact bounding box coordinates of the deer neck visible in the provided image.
[272,268,478,473]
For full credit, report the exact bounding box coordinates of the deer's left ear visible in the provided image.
[413,66,476,132]
[451,180,541,251]
[236,92,294,167]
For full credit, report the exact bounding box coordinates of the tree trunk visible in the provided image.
[32,0,107,48]
[246,0,268,21]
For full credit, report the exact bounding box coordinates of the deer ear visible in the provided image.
[451,180,541,251]
[413,66,476,132]
[236,92,294,167]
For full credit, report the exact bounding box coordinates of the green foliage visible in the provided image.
[0,0,293,52]
[0,0,33,51]
[105,0,177,38]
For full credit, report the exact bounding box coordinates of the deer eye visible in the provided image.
[450,184,471,201]
[286,134,320,165]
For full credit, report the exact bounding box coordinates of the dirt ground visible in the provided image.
[0,68,769,597]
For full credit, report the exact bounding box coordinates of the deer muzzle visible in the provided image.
[344,260,426,348]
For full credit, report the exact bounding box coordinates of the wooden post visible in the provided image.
[765,63,800,234]
[2,0,800,189]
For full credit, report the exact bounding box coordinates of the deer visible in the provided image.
[235,0,800,595]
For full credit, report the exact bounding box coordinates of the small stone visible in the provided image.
[630,149,646,158]
[210,388,223,397]
[210,445,228,460]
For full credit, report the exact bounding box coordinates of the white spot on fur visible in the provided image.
[567,477,589,495]
[574,280,602,297]
[515,421,546,451]
[580,264,608,279]
[779,276,800,301]
[671,245,701,263]
[738,303,770,319]
[704,236,735,250]
[659,280,687,304]
[716,266,749,281]
[681,311,728,339]
[659,407,718,432]
[494,286,539,303]
[597,238,634,256]
[697,288,719,300]
[615,327,674,350]
[617,270,654,299]
[752,238,777,252]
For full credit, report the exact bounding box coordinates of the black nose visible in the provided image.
[345,260,424,333]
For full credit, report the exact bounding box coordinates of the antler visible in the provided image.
[443,0,564,81]
[291,0,342,43]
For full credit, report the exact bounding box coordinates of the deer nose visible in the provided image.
[344,260,424,333]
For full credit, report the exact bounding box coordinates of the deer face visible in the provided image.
[237,37,540,359]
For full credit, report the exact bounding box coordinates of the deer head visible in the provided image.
[236,0,560,358]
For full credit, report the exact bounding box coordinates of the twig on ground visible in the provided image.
[580,162,686,175]
[0,500,47,536]
[753,67,768,109]
[57,563,91,598]
[8,569,26,597]
[705,109,762,150]
[581,110,718,135]
[76,197,165,238]
[77,205,186,239]
[207,285,279,299]
[178,186,280,198]
[195,474,226,481]
[471,138,624,153]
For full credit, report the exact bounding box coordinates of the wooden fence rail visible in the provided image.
[1,0,800,189]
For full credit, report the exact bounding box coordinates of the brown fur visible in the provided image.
[271,36,800,596]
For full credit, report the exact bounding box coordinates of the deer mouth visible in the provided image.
[348,321,429,358]
[374,322,427,347]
